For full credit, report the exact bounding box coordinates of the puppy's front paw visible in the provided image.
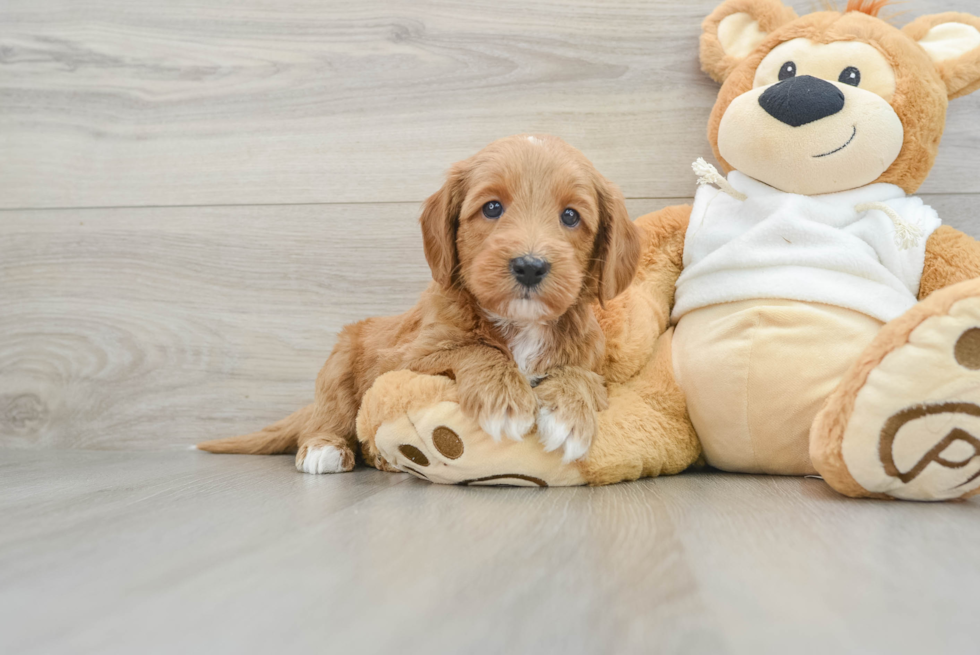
[534,372,606,462]
[459,368,536,442]
[536,406,596,463]
[481,408,536,443]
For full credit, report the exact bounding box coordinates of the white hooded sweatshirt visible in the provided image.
[672,171,942,324]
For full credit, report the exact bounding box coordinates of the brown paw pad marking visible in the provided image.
[880,402,980,487]
[432,426,463,459]
[398,444,429,467]
[397,426,464,467]
[396,427,547,486]
[955,328,980,370]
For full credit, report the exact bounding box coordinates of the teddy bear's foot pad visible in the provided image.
[373,400,584,486]
[818,281,980,500]
[357,370,587,486]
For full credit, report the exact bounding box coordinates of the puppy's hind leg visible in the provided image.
[296,323,366,474]
[296,432,357,474]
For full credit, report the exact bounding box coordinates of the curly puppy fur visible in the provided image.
[197,135,641,470]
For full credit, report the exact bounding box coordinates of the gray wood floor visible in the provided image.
[2,450,979,655]
[3,1,980,653]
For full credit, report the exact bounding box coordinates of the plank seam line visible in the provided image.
[0,198,697,213]
[0,193,972,213]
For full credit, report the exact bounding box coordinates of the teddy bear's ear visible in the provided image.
[700,0,798,83]
[904,12,980,99]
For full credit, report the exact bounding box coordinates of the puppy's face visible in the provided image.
[420,135,640,322]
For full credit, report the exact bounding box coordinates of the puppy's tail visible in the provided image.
[196,404,314,455]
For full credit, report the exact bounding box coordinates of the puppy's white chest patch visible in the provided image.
[509,323,547,379]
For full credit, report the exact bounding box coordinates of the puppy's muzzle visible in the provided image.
[509,255,550,288]
[759,75,845,127]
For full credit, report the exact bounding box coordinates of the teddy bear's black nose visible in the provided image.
[759,75,845,127]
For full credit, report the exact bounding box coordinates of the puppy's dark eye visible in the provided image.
[560,208,580,228]
[839,66,861,86]
[778,61,797,81]
[482,201,503,219]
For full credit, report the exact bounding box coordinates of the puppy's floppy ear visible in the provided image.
[591,177,642,303]
[420,163,469,288]
[904,13,980,100]
[701,0,797,83]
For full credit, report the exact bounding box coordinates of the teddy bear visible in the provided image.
[355,0,980,501]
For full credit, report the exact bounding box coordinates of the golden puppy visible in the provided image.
[197,134,641,472]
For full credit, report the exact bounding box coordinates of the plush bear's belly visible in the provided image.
[673,299,883,475]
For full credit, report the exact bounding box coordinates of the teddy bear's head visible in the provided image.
[700,0,980,195]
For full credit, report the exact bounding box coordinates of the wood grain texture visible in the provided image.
[0,450,976,655]
[2,196,978,450]
[1,0,979,209]
[3,2,979,651]
[0,203,432,450]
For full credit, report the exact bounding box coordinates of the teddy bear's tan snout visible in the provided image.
[716,78,904,196]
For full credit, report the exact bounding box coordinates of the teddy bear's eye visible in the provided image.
[778,61,797,81]
[839,66,861,87]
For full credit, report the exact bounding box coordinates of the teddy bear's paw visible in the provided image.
[371,399,586,487]
[826,283,980,501]
[386,408,470,483]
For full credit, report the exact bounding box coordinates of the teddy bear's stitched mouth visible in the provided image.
[813,125,857,158]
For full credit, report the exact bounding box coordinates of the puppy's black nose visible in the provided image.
[509,255,550,288]
[758,75,845,127]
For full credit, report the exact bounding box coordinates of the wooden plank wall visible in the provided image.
[2,0,979,449]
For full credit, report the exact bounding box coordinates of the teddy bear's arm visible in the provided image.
[577,204,702,485]
[578,327,702,485]
[919,226,980,300]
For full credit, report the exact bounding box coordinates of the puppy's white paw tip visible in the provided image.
[298,445,347,474]
[537,410,572,453]
[504,415,534,442]
[481,413,532,442]
[480,416,505,442]
[561,439,590,464]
